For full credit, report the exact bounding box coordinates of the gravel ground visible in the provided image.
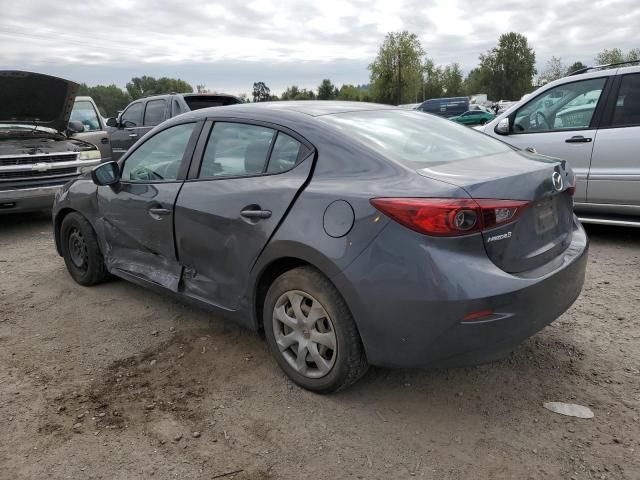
[0,212,638,480]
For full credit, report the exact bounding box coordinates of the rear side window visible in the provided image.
[121,123,195,182]
[70,100,101,131]
[267,133,302,173]
[319,110,512,168]
[120,102,143,128]
[199,122,275,178]
[143,100,167,127]
[610,73,640,127]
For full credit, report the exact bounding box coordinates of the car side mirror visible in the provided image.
[494,117,510,135]
[67,121,85,134]
[91,161,121,186]
[106,117,118,127]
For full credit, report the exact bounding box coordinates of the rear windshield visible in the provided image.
[183,95,241,111]
[319,110,512,168]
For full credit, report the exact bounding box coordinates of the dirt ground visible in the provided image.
[0,212,638,480]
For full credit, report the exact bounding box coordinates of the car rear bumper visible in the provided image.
[332,217,588,368]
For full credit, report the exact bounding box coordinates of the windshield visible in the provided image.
[318,109,512,168]
[71,100,101,131]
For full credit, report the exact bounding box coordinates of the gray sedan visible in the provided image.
[52,102,588,392]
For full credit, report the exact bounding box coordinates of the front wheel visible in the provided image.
[60,212,111,286]
[263,266,368,393]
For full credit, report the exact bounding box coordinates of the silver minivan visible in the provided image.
[480,63,640,227]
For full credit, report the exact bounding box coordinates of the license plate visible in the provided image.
[535,199,558,234]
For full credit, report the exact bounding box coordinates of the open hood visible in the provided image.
[0,71,79,133]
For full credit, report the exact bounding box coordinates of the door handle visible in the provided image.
[240,208,272,219]
[129,133,138,138]
[565,136,592,143]
[148,207,171,219]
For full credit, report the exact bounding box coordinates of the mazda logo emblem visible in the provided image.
[552,172,564,192]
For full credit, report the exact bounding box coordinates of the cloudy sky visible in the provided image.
[1,0,638,95]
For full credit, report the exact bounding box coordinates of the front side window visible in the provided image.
[319,110,512,168]
[143,100,167,127]
[513,78,606,133]
[70,101,101,131]
[121,123,195,182]
[199,122,275,178]
[120,102,143,128]
[610,73,640,127]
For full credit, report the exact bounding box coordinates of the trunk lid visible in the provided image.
[416,149,575,273]
[0,71,79,133]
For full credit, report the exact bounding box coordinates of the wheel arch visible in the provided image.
[251,246,345,333]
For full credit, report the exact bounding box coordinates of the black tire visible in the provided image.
[60,212,111,286]
[479,118,488,125]
[263,266,368,393]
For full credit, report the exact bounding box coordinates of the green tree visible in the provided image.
[476,32,536,100]
[317,79,337,100]
[77,83,131,117]
[441,63,464,96]
[280,86,315,100]
[252,81,271,102]
[422,59,444,99]
[125,76,193,100]
[566,61,587,75]
[539,56,566,84]
[369,31,425,104]
[595,48,625,65]
[337,84,363,101]
[463,68,484,96]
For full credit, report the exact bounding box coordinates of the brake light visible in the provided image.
[370,198,530,237]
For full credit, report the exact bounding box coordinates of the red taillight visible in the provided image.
[370,198,530,237]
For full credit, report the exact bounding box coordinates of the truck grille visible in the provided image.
[0,167,78,179]
[0,153,80,182]
[0,153,78,167]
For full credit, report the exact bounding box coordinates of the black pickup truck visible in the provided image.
[107,93,242,160]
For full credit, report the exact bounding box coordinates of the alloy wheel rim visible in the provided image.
[272,290,337,379]
[68,228,88,270]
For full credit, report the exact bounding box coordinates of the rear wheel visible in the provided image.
[60,212,110,286]
[479,118,488,125]
[263,266,368,393]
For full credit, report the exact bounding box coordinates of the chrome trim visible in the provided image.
[0,159,101,173]
[578,217,640,227]
[0,152,78,160]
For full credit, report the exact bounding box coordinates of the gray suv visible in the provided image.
[107,93,242,160]
[480,62,640,227]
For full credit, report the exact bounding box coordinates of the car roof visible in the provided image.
[180,101,398,118]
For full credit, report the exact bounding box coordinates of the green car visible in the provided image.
[449,110,496,125]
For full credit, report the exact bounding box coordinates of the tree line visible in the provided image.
[79,36,639,117]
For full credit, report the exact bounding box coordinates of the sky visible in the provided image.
[1,0,638,96]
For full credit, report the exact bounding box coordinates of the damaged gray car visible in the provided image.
[53,102,587,393]
[0,71,103,214]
